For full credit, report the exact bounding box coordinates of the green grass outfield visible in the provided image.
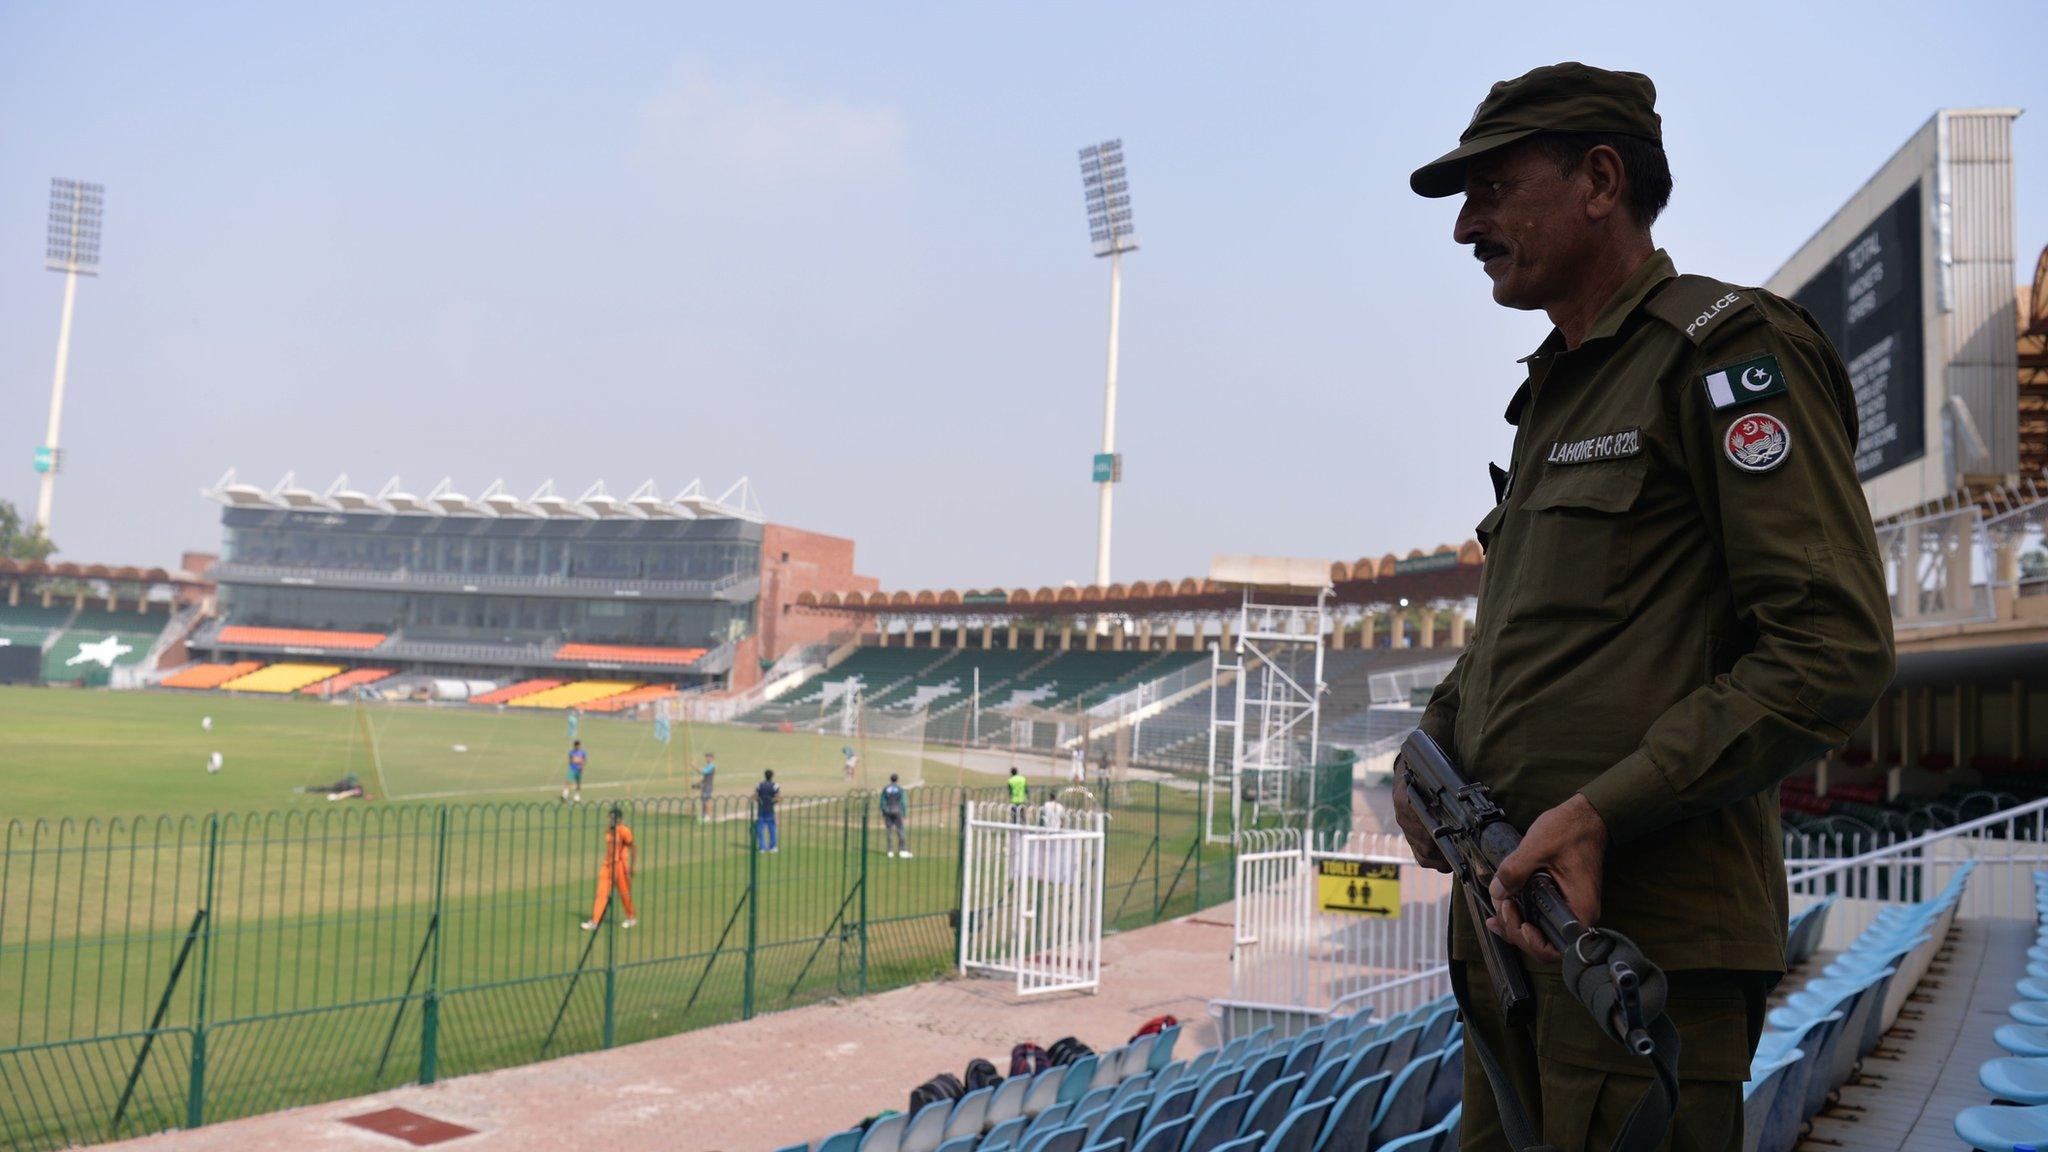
[0,686,1230,1151]
[0,686,973,821]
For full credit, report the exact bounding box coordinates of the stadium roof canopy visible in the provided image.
[799,541,1484,620]
[201,470,766,523]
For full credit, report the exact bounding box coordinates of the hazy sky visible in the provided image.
[2,2,2042,589]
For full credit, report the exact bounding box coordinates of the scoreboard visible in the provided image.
[1789,186,1927,481]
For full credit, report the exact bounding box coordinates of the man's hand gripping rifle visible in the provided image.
[1400,729,1670,1065]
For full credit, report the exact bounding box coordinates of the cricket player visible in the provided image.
[581,805,637,931]
[562,740,587,803]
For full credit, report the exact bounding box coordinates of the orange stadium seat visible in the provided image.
[470,679,564,705]
[554,643,708,666]
[580,685,680,713]
[216,626,388,651]
[162,661,264,690]
[299,667,393,696]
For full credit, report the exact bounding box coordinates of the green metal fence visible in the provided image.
[0,781,1232,1151]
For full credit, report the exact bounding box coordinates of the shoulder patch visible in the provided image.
[1646,274,1759,346]
[1701,353,1789,411]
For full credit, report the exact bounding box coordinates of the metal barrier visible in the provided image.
[0,782,1230,1151]
[1216,829,1451,1040]
[959,802,1107,995]
[1788,795,2048,950]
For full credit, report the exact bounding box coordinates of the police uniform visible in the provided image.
[1408,65,1895,1152]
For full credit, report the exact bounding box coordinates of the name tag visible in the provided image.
[1546,427,1643,466]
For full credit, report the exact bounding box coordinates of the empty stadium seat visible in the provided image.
[506,680,639,709]
[471,678,564,705]
[554,642,708,666]
[299,667,393,696]
[216,625,387,650]
[221,662,345,694]
[162,661,264,689]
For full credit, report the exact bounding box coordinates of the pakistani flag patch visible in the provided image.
[1702,353,1788,411]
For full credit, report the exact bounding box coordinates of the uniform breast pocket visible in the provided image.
[1508,460,1647,622]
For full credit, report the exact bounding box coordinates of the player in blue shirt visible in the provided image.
[562,740,587,803]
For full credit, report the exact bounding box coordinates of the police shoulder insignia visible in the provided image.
[1723,413,1791,473]
[1702,353,1789,411]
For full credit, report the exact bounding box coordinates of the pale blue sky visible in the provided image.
[2,2,2042,588]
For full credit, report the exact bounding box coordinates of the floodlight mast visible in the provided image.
[36,178,104,537]
[1079,140,1138,587]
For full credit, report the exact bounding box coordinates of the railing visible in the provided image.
[0,781,1233,1151]
[1367,660,1456,706]
[1087,659,1216,721]
[1786,795,2048,950]
[213,562,756,600]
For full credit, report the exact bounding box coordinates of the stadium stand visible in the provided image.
[162,661,264,689]
[215,625,388,650]
[221,662,346,694]
[36,606,169,683]
[747,648,957,723]
[507,680,639,709]
[300,667,393,696]
[778,1005,1470,1152]
[555,642,708,666]
[581,684,680,713]
[471,678,564,705]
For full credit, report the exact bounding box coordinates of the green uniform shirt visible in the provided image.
[1420,249,1894,973]
[1008,775,1029,804]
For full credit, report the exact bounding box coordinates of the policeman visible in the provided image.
[1393,63,1894,1152]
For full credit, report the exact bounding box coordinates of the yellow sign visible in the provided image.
[1316,859,1401,917]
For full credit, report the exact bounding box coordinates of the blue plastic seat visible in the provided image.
[1060,1058,1103,1108]
[1312,1072,1392,1152]
[1131,1116,1191,1152]
[1981,1056,2048,1105]
[1207,1135,1264,1152]
[1257,1099,1332,1152]
[1143,1085,1199,1132]
[2020,978,2048,1002]
[902,1100,954,1152]
[1741,1045,1801,1152]
[1022,1103,1074,1144]
[1181,1091,1254,1152]
[1088,1102,1148,1151]
[2012,1001,2048,1027]
[1415,1005,1458,1055]
[1190,1069,1244,1121]
[1240,1074,1306,1141]
[776,1144,810,1152]
[1121,1035,1160,1081]
[1241,1053,1287,1101]
[1150,1025,1184,1075]
[946,1086,996,1142]
[1079,1141,1124,1152]
[1369,1054,1436,1147]
[1036,1123,1091,1152]
[860,1112,909,1152]
[1023,1067,1066,1118]
[819,1131,865,1152]
[1956,1102,2048,1151]
[934,1137,977,1152]
[1998,1024,2048,1057]
[1422,1040,1463,1125]
[1279,1041,1322,1085]
[984,1116,1029,1152]
[1299,1057,1347,1108]
[1109,1075,1153,1112]
[1377,1024,1425,1080]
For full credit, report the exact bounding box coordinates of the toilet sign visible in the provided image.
[1316,859,1401,917]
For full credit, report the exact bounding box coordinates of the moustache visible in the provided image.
[1472,242,1509,263]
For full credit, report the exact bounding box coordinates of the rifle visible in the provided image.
[1401,729,1680,1151]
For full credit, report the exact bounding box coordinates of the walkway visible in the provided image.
[1802,915,2029,1151]
[96,913,1239,1152]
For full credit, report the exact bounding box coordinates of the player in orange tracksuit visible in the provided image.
[581,805,637,931]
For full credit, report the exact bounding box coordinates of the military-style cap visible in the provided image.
[1409,62,1660,198]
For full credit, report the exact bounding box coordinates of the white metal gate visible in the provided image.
[959,801,1107,995]
[1218,830,1452,1037]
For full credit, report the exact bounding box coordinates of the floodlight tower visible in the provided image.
[36,178,105,536]
[1079,140,1138,587]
